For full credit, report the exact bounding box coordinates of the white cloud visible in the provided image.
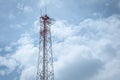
[0,33,37,79]
[0,0,120,80]
[0,56,18,75]
[9,33,38,80]
[90,57,120,80]
[20,66,36,80]
[12,33,38,68]
[1,14,120,80]
[51,20,75,39]
[32,14,120,80]
[52,15,120,80]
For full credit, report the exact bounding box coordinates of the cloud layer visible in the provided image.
[52,15,120,80]
[0,14,119,80]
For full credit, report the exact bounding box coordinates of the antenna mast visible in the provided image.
[36,2,54,80]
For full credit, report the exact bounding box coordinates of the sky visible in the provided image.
[0,0,120,80]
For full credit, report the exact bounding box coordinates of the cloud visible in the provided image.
[52,15,120,80]
[0,33,38,79]
[51,20,76,41]
[33,14,120,80]
[0,14,120,80]
[20,66,36,80]
[0,0,120,79]
[0,56,18,75]
[55,57,102,80]
[90,53,120,80]
[12,33,38,68]
[10,33,38,80]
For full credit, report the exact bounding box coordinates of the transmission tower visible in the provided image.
[36,14,54,80]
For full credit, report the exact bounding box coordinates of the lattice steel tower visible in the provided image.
[36,14,54,80]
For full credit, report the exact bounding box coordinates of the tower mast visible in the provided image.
[36,7,54,80]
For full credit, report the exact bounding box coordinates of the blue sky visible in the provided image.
[0,0,120,80]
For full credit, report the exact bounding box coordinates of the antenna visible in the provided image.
[36,0,54,80]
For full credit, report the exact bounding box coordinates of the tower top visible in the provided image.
[40,14,55,26]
